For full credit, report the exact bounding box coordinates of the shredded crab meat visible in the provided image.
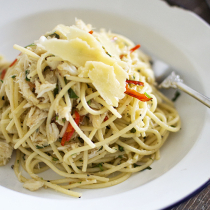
[35,80,56,98]
[0,142,13,166]
[48,123,59,144]
[23,179,44,191]
[26,107,47,128]
[16,72,39,105]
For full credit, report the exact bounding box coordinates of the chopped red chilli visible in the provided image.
[126,80,144,86]
[89,30,93,34]
[61,111,80,146]
[130,44,140,53]
[124,84,152,102]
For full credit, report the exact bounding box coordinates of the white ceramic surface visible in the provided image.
[0,0,210,209]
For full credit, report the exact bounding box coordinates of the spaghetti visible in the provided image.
[0,19,180,197]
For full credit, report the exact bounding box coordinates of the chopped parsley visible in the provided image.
[36,145,44,149]
[2,96,4,100]
[142,166,152,171]
[48,32,60,39]
[62,118,66,123]
[98,146,103,151]
[68,88,79,99]
[25,43,36,48]
[106,52,112,57]
[56,115,58,120]
[25,70,30,82]
[0,80,3,83]
[95,163,103,171]
[52,157,59,161]
[11,75,16,79]
[172,90,181,102]
[130,128,136,133]
[118,145,124,152]
[144,92,152,99]
[87,100,91,105]
[54,84,59,97]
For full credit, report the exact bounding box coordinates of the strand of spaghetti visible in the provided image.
[0,119,10,124]
[26,138,52,161]
[66,75,91,83]
[117,140,157,155]
[146,109,180,132]
[0,107,11,142]
[69,156,82,174]
[57,73,71,108]
[61,179,97,189]
[14,119,45,149]
[133,129,162,150]
[13,44,40,59]
[64,114,145,161]
[14,150,28,183]
[95,97,121,118]
[37,52,55,103]
[13,100,27,114]
[97,129,117,153]
[79,173,131,189]
[82,128,97,172]
[9,77,24,139]
[33,154,109,182]
[99,97,132,129]
[50,178,80,184]
[80,83,107,115]
[68,112,95,148]
[95,160,132,176]
[14,81,19,108]
[50,143,72,173]
[77,91,100,110]
[25,152,82,197]
[36,103,51,110]
[30,159,49,174]
[43,181,82,198]
[6,107,25,131]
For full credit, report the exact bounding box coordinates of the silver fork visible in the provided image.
[152,59,210,108]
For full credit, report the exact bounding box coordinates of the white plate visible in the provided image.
[1,0,210,209]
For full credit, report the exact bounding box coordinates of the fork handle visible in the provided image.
[176,81,210,108]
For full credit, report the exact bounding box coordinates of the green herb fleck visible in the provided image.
[36,145,44,149]
[48,32,60,39]
[133,163,140,168]
[62,118,66,123]
[2,96,4,100]
[118,155,123,159]
[142,166,152,171]
[17,160,19,164]
[87,100,91,105]
[118,145,124,152]
[52,157,59,161]
[137,69,141,72]
[25,70,30,82]
[56,115,58,120]
[96,163,104,171]
[98,146,103,151]
[64,77,68,85]
[144,92,152,99]
[68,88,79,99]
[130,128,136,133]
[0,80,3,83]
[54,84,59,97]
[106,52,112,57]
[171,125,175,127]
[11,75,16,79]
[25,43,36,48]
[58,137,62,142]
[172,91,181,102]
[71,153,76,156]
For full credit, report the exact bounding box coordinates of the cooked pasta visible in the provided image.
[0,19,180,197]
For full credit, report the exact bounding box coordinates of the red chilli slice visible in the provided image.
[89,30,93,34]
[1,69,6,80]
[124,84,152,102]
[126,80,144,86]
[61,111,80,146]
[130,44,140,53]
